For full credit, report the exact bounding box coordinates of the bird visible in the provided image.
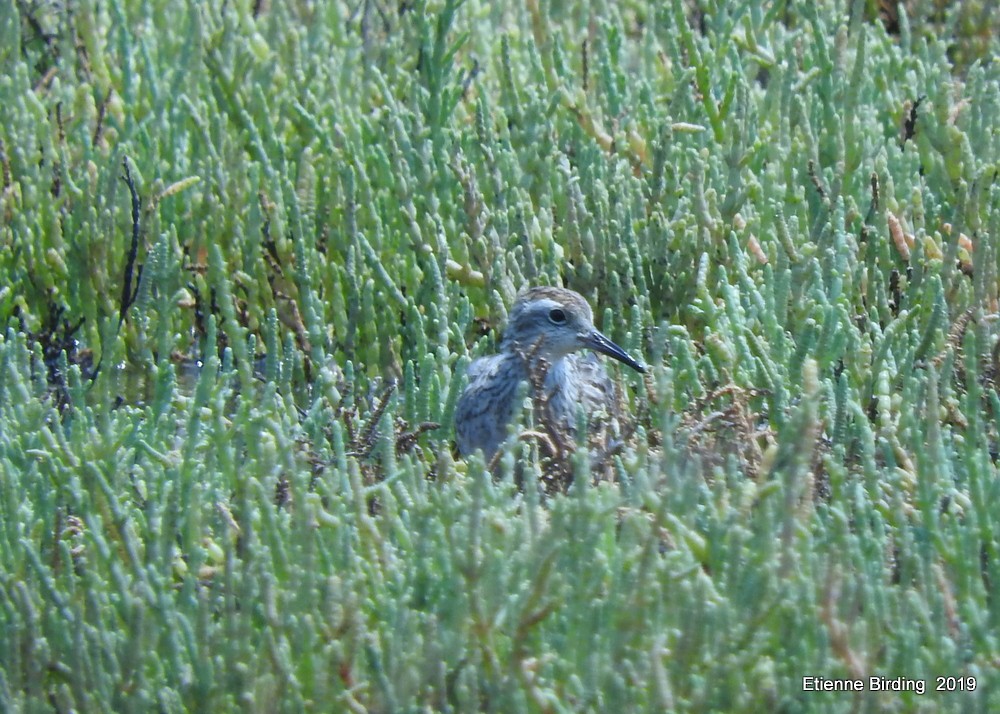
[455,286,646,462]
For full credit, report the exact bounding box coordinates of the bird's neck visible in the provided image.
[543,356,579,398]
[504,347,578,399]
[504,338,571,371]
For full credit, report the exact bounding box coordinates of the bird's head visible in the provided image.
[501,287,646,373]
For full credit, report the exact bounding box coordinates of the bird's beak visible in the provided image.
[580,330,647,373]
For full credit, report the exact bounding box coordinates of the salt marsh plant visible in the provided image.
[2,0,1000,711]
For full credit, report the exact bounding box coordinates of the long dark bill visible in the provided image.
[581,330,647,373]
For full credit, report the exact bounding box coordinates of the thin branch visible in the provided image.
[119,156,142,327]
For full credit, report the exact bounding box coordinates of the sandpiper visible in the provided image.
[455,286,646,460]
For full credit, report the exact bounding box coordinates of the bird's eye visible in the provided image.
[548,308,567,324]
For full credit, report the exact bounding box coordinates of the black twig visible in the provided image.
[900,95,926,149]
[865,172,880,223]
[0,137,11,190]
[808,159,828,202]
[119,156,142,327]
[92,87,112,147]
[352,380,397,459]
[461,59,481,100]
[396,421,440,455]
[861,172,880,242]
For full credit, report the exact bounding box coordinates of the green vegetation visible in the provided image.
[2,0,1000,710]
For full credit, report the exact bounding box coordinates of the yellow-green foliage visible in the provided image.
[2,0,1000,711]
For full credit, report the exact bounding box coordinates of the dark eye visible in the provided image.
[548,308,567,324]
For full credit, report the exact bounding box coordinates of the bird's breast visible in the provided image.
[543,354,613,430]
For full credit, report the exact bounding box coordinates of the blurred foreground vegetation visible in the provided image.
[2,0,1000,711]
